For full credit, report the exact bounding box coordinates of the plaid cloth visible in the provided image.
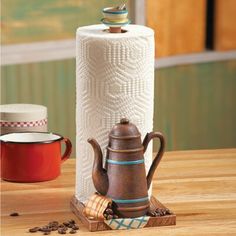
[104,216,150,230]
[83,193,112,220]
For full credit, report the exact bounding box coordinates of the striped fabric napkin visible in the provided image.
[83,193,112,220]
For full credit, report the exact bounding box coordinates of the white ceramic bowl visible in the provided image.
[102,7,128,21]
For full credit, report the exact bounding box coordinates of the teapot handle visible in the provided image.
[142,132,165,190]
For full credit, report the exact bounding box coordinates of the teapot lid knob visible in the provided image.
[120,118,129,124]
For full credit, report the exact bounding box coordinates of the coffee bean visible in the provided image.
[69,219,75,224]
[27,219,78,234]
[29,227,40,233]
[58,228,66,234]
[166,209,172,215]
[63,222,70,227]
[41,226,51,232]
[49,221,59,227]
[10,212,19,217]
[106,214,113,220]
[51,226,58,231]
[72,225,79,230]
[69,229,77,234]
[156,209,162,216]
[105,208,113,215]
[147,211,155,217]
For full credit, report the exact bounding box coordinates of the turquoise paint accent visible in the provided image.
[103,9,128,14]
[106,159,144,165]
[111,196,149,203]
[117,219,125,229]
[127,218,134,229]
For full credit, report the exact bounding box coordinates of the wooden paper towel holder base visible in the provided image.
[70,195,176,232]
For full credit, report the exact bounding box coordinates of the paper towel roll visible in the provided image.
[76,24,154,202]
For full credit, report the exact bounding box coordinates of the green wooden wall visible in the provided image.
[1,60,236,155]
[1,0,131,44]
[154,60,236,150]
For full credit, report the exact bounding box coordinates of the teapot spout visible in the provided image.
[87,138,109,195]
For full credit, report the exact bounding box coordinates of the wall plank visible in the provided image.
[146,0,206,58]
[154,60,236,150]
[214,0,236,50]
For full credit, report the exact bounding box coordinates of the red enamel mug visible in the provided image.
[0,132,72,182]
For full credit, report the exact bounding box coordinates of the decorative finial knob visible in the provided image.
[120,118,129,124]
[101,4,130,33]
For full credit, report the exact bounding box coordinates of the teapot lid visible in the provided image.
[109,118,141,138]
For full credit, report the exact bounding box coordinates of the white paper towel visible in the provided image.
[76,24,155,202]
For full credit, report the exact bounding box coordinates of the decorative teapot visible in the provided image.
[88,118,165,218]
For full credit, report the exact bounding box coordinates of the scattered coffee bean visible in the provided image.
[147,211,155,217]
[166,209,172,215]
[29,227,40,233]
[28,219,78,234]
[69,219,75,224]
[106,214,113,220]
[63,222,70,227]
[41,226,51,233]
[105,208,113,215]
[51,226,58,231]
[49,221,59,227]
[58,228,66,234]
[72,225,79,230]
[69,229,76,234]
[10,212,19,217]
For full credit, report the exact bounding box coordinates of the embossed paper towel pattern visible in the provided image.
[76,25,154,202]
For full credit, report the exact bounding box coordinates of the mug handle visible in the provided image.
[142,132,165,189]
[61,138,72,163]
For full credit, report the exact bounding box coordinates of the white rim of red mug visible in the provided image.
[0,132,64,144]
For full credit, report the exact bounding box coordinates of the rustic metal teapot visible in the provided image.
[88,118,165,218]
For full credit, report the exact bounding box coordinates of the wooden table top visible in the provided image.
[1,149,236,235]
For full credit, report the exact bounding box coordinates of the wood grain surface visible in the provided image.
[146,0,206,57]
[1,149,236,235]
[214,0,236,51]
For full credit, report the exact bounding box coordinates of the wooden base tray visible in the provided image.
[70,195,176,231]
